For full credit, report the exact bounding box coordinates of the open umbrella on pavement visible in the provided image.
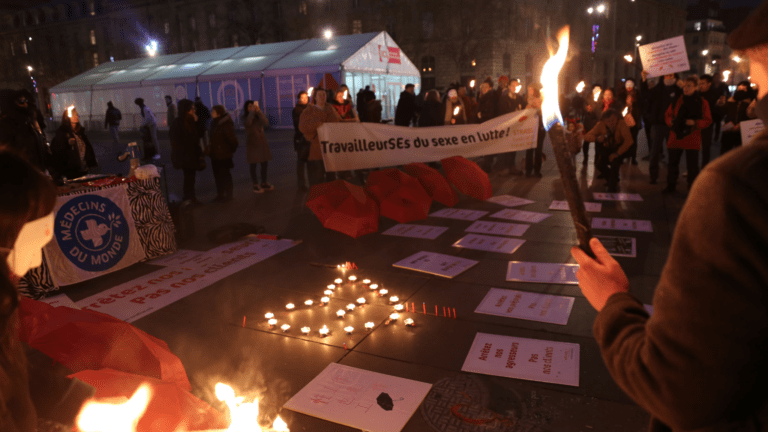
[440,156,493,201]
[365,168,433,223]
[306,179,379,238]
[403,162,459,207]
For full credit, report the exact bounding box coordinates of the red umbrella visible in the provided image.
[440,156,493,201]
[365,168,433,223]
[402,163,459,207]
[19,298,191,391]
[72,369,228,432]
[306,180,379,238]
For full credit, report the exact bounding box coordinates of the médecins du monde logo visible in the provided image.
[55,194,130,272]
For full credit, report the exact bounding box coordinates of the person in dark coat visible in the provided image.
[194,97,211,149]
[583,109,634,192]
[243,100,273,193]
[417,90,443,127]
[170,99,202,204]
[524,83,545,177]
[208,105,238,202]
[0,89,50,174]
[641,70,682,184]
[357,85,376,123]
[50,107,97,180]
[477,79,499,172]
[293,91,311,191]
[394,83,418,126]
[697,74,723,168]
[497,79,525,174]
[720,80,755,156]
[570,6,768,429]
[104,101,121,148]
[443,89,467,125]
[619,79,641,165]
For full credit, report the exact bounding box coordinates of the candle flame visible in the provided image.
[593,88,600,102]
[723,70,731,81]
[622,107,628,117]
[623,54,633,63]
[453,106,460,116]
[215,383,290,431]
[307,87,314,97]
[576,81,585,93]
[76,384,151,432]
[67,105,75,118]
[541,26,569,131]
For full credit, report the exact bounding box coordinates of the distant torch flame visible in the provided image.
[723,70,731,81]
[576,81,585,93]
[453,106,460,116]
[67,105,75,118]
[307,87,314,97]
[76,385,151,432]
[343,90,348,99]
[215,382,290,431]
[515,85,521,94]
[593,88,601,102]
[541,26,569,131]
[622,107,629,117]
[469,80,475,88]
[624,54,633,63]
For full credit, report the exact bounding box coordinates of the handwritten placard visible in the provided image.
[740,119,764,145]
[506,262,579,285]
[462,333,580,387]
[595,235,636,257]
[486,195,535,207]
[392,251,478,278]
[475,288,575,325]
[382,224,448,240]
[549,200,602,212]
[430,208,489,221]
[591,218,652,232]
[465,220,530,237]
[453,234,526,254]
[490,208,551,223]
[639,36,690,78]
[283,363,432,432]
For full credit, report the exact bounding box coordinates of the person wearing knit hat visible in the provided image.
[571,2,768,431]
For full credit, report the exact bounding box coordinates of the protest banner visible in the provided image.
[318,109,539,171]
[638,36,690,78]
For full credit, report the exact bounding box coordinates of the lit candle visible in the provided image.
[346,303,356,311]
[389,312,400,320]
[348,275,357,282]
[344,326,354,334]
[394,304,404,311]
[327,284,336,290]
[334,278,343,284]
[389,296,399,304]
[286,303,295,310]
[378,288,388,296]
[404,318,414,326]
[362,279,371,285]
[304,300,314,306]
[301,326,310,334]
[324,289,334,296]
[268,318,277,326]
[281,324,290,332]
[369,283,379,290]
[365,322,375,330]
[357,297,366,305]
[265,312,274,319]
[321,296,330,304]
[336,309,346,318]
[319,325,329,336]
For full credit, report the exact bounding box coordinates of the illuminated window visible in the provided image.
[694,22,701,31]
[352,20,362,34]
[93,52,99,67]
[421,56,435,73]
[90,29,96,45]
[89,1,95,16]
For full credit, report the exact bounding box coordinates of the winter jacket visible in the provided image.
[299,103,341,160]
[583,119,634,156]
[476,90,496,123]
[208,114,239,160]
[166,103,177,127]
[104,106,121,128]
[0,91,50,173]
[138,106,156,127]
[497,90,523,116]
[50,124,97,179]
[195,103,211,137]
[642,79,682,125]
[395,91,418,126]
[665,95,712,150]
[169,113,201,170]
[444,98,467,125]
[418,100,444,127]
[244,110,271,164]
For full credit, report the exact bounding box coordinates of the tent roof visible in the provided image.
[51,31,419,92]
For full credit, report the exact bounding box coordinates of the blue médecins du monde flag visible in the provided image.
[44,185,146,286]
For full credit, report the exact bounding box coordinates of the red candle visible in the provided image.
[435,305,438,316]
[423,303,426,314]
[443,306,446,317]
[453,308,457,319]
[242,316,246,327]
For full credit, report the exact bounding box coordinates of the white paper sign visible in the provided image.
[283,363,432,432]
[592,192,643,202]
[638,36,690,78]
[506,262,579,285]
[591,218,653,232]
[392,251,478,278]
[146,249,212,269]
[39,293,80,309]
[549,200,602,212]
[740,119,765,145]
[465,220,530,237]
[475,288,575,325]
[382,224,449,240]
[462,333,580,387]
[490,208,551,223]
[430,208,489,221]
[486,195,535,207]
[595,235,637,257]
[453,234,526,254]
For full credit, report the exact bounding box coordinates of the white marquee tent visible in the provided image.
[50,32,420,129]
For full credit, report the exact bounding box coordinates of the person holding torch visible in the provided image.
[571,2,768,429]
[444,88,467,125]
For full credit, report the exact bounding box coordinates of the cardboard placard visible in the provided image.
[592,192,643,201]
[392,251,478,278]
[489,208,551,223]
[475,288,575,325]
[453,234,526,254]
[430,208,488,221]
[638,36,690,78]
[465,220,530,237]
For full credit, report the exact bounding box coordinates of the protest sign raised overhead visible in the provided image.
[638,36,690,78]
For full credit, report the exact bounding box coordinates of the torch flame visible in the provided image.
[273,416,289,431]
[307,87,314,97]
[343,90,348,99]
[622,107,629,117]
[576,81,585,93]
[214,383,290,431]
[469,79,475,88]
[76,384,151,432]
[541,26,569,131]
[515,85,521,94]
[593,87,601,102]
[723,70,731,81]
[624,54,633,63]
[67,105,75,118]
[453,106,460,116]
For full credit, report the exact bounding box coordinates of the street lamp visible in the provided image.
[636,35,642,42]
[702,49,709,56]
[596,4,606,13]
[587,6,594,13]
[145,40,158,57]
[323,29,333,39]
[27,66,32,72]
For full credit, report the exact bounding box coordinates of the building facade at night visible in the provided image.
[0,0,685,113]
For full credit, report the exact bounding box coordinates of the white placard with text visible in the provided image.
[486,195,535,207]
[430,208,489,221]
[382,224,449,240]
[490,208,551,223]
[549,200,602,212]
[393,251,478,278]
[475,288,575,325]
[506,262,579,285]
[591,218,653,232]
[453,234,526,254]
[638,35,690,78]
[465,220,530,237]
[740,119,765,145]
[592,192,643,202]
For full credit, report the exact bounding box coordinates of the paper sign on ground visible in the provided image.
[462,333,580,387]
[40,293,80,309]
[453,234,526,254]
[592,192,643,201]
[146,249,210,269]
[506,262,579,285]
[475,288,575,325]
[549,200,602,212]
[595,235,637,257]
[486,195,535,207]
[639,36,690,78]
[592,218,653,232]
[382,224,449,240]
[465,220,530,237]
[392,251,478,278]
[283,363,432,432]
[75,238,297,322]
[490,208,551,223]
[430,208,488,221]
[740,119,765,145]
